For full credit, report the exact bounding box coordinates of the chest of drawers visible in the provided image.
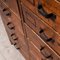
[0,0,60,60]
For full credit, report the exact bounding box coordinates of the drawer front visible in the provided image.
[21,1,60,34]
[1,0,19,16]
[24,23,60,56]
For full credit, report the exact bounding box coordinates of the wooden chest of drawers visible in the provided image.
[0,0,60,60]
[19,0,60,60]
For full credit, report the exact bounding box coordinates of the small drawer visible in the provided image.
[21,0,56,27]
[24,23,60,56]
[28,39,60,60]
[21,2,60,34]
[1,0,19,16]
[22,4,56,36]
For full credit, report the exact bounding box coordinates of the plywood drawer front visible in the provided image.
[21,0,56,27]
[24,23,60,56]
[1,0,19,17]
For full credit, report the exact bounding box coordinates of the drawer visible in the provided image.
[1,0,19,17]
[28,41,60,60]
[21,1,60,34]
[22,4,55,36]
[24,23,60,56]
[28,35,60,60]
